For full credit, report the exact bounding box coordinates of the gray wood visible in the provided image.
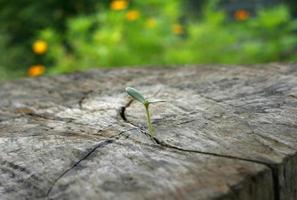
[0,64,296,200]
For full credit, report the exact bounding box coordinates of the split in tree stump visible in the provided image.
[0,64,297,200]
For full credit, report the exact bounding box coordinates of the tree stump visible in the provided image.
[0,64,297,200]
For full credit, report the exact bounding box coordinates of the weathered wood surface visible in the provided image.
[0,64,297,200]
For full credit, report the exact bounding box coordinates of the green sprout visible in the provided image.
[125,87,165,137]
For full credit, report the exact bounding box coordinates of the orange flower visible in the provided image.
[32,40,48,55]
[172,24,183,35]
[145,18,157,28]
[110,0,128,11]
[234,9,249,21]
[126,10,140,21]
[28,65,45,77]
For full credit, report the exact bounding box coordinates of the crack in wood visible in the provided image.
[119,101,282,200]
[151,132,280,200]
[46,127,136,199]
[46,139,114,199]
[119,99,133,122]
[2,66,297,200]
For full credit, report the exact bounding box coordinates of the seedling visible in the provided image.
[125,87,165,137]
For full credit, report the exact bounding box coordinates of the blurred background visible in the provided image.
[1,0,297,80]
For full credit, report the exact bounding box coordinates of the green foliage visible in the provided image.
[0,34,26,79]
[0,0,104,79]
[40,0,181,74]
[40,2,297,75]
[1,1,297,80]
[165,5,297,64]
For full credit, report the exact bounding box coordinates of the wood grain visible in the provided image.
[0,64,296,200]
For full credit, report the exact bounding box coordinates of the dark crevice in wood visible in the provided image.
[119,99,134,122]
[152,137,270,165]
[120,101,272,164]
[119,107,127,121]
[152,137,281,200]
[46,139,114,199]
[23,97,285,200]
[120,104,282,200]
[120,103,270,164]
[270,165,281,200]
[2,65,296,199]
[46,127,137,199]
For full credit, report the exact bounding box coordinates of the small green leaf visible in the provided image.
[147,99,166,104]
[126,87,146,104]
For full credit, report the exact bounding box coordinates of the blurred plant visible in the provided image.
[172,24,184,35]
[27,64,45,77]
[234,9,250,21]
[39,0,182,74]
[1,0,297,80]
[111,0,128,11]
[32,40,48,55]
[145,18,157,28]
[126,10,140,21]
[0,0,105,80]
[164,4,297,64]
[39,1,297,74]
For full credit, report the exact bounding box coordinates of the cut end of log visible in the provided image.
[0,64,297,200]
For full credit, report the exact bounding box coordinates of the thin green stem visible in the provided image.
[144,103,154,136]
